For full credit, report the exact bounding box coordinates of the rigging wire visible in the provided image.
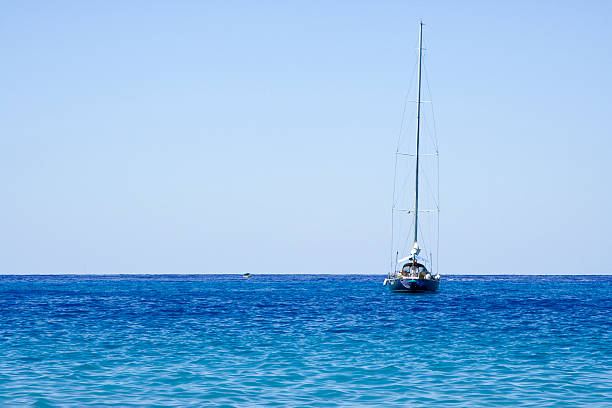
[390,56,419,274]
[390,35,443,275]
[396,49,440,273]
[422,60,439,151]
[422,58,441,273]
[419,134,440,208]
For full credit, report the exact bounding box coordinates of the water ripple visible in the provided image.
[0,275,610,407]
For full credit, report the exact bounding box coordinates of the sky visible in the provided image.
[1,1,611,274]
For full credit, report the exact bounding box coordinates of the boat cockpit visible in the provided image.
[399,261,430,279]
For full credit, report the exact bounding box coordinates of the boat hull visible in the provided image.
[387,278,439,293]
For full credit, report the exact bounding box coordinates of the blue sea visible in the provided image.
[0,275,610,407]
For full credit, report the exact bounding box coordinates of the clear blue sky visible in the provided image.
[1,1,610,274]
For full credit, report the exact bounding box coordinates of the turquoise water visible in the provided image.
[0,275,610,407]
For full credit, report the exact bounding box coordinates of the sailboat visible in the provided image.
[383,22,440,293]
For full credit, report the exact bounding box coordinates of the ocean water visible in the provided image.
[0,275,610,407]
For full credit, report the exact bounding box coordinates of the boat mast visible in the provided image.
[413,21,423,246]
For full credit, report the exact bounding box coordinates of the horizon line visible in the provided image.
[1,273,610,276]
